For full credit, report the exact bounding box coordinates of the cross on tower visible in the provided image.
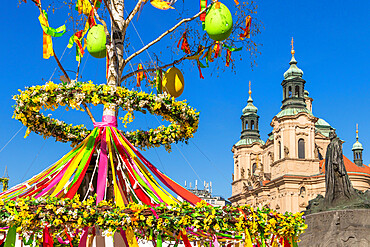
[291,37,295,55]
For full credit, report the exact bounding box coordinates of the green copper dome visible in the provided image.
[275,107,313,118]
[235,138,265,147]
[283,55,303,79]
[352,141,363,151]
[242,95,258,115]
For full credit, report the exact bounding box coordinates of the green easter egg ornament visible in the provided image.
[86,24,107,58]
[204,2,233,41]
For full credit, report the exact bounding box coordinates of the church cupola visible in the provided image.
[281,38,307,110]
[352,124,364,167]
[237,81,264,145]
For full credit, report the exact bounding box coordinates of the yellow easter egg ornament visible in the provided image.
[162,67,184,98]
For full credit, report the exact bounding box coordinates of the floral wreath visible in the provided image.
[13,81,199,150]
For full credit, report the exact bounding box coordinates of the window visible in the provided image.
[251,120,255,130]
[298,139,305,159]
[295,85,300,97]
[278,141,281,159]
[299,187,306,198]
[288,86,292,98]
[252,163,257,174]
[283,87,286,99]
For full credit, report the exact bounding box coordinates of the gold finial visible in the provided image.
[248,81,252,95]
[356,123,359,140]
[291,37,295,55]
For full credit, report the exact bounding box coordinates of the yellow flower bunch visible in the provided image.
[13,81,200,151]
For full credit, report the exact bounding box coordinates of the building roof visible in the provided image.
[319,155,370,174]
[352,141,364,151]
[316,118,331,127]
[235,138,265,147]
[275,107,313,118]
[242,95,258,115]
[283,55,303,79]
[315,118,332,137]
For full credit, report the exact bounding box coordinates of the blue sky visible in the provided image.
[0,0,369,198]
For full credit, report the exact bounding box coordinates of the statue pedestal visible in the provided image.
[299,209,370,247]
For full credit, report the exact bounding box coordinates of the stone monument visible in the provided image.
[300,129,370,246]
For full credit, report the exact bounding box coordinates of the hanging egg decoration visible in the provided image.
[86,24,106,58]
[204,2,233,41]
[162,67,184,98]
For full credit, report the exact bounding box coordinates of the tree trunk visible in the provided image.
[103,0,126,118]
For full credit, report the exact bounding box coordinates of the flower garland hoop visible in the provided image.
[13,81,199,150]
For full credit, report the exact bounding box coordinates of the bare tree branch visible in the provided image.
[102,0,119,29]
[124,4,210,65]
[120,44,212,83]
[125,0,147,27]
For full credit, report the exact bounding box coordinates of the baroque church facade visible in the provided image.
[229,46,370,213]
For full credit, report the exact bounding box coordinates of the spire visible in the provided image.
[352,124,364,167]
[236,81,265,147]
[243,81,258,114]
[284,37,303,79]
[279,38,307,111]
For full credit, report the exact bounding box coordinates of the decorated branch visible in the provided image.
[0,196,306,247]
[13,81,199,150]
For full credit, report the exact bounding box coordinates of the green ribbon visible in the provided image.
[156,70,163,94]
[40,10,66,37]
[4,226,16,247]
[70,128,99,186]
[157,233,162,247]
[222,44,242,52]
[23,234,34,246]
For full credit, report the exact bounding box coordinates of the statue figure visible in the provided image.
[241,167,245,178]
[325,130,358,205]
[284,146,289,157]
[306,129,370,214]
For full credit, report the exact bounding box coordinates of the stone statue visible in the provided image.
[284,146,289,157]
[324,130,357,205]
[241,168,245,178]
[305,129,369,214]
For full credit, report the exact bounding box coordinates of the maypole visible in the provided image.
[0,0,307,246]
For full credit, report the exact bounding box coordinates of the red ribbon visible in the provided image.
[180,231,192,247]
[43,226,54,247]
[240,16,252,40]
[177,32,191,54]
[226,49,232,67]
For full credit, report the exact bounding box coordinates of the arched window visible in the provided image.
[298,139,305,159]
[295,85,300,97]
[355,153,359,159]
[251,120,255,130]
[299,187,306,198]
[252,163,257,174]
[283,87,286,99]
[288,86,292,98]
[244,120,248,130]
[278,141,281,159]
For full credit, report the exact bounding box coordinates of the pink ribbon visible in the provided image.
[212,234,220,247]
[78,227,89,247]
[149,208,159,219]
[96,128,108,204]
[93,115,117,128]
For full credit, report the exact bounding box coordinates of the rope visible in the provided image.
[48,45,69,81]
[191,140,228,181]
[19,108,67,183]
[0,126,24,154]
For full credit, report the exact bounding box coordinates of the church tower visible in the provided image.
[352,124,364,167]
[281,38,306,110]
[239,81,263,144]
